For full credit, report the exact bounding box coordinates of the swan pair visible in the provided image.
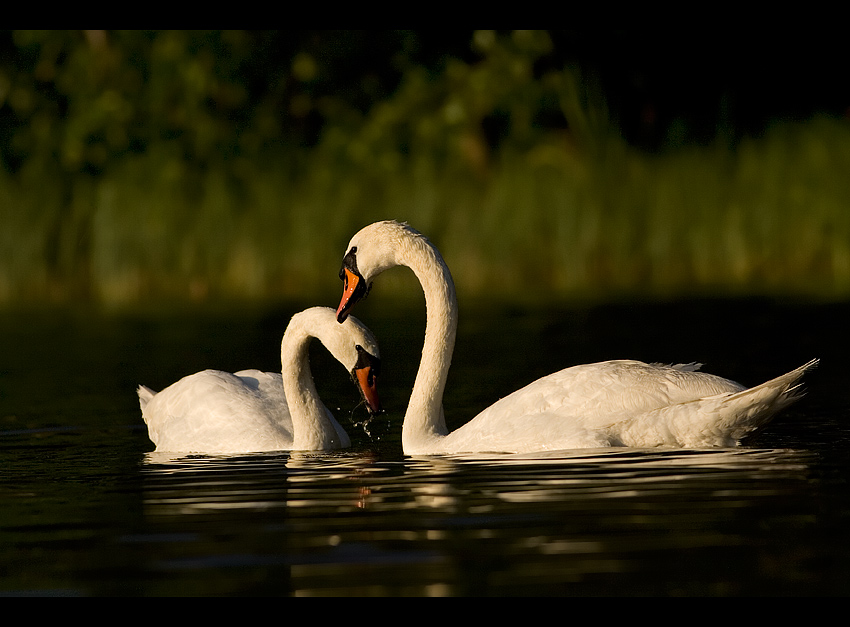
[335,220,817,455]
[139,219,816,455]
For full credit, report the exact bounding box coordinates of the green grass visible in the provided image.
[2,115,850,309]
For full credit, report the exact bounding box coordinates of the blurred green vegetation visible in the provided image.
[1,29,848,309]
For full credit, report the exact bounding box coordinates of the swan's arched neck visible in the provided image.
[338,222,458,453]
[280,322,346,450]
[402,240,458,452]
[391,233,458,452]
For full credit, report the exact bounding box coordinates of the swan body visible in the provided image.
[336,220,817,454]
[138,307,381,454]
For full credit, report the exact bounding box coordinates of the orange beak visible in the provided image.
[337,267,363,323]
[354,364,382,415]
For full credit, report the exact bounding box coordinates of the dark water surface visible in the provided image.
[1,297,848,596]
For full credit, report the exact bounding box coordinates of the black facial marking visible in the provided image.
[339,247,358,281]
[354,344,381,379]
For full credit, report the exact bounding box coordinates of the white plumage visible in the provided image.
[138,307,381,454]
[335,220,817,455]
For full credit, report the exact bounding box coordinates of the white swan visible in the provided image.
[335,220,817,454]
[138,307,381,454]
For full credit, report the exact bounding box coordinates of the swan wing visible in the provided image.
[142,369,294,453]
[234,369,288,402]
[617,358,818,447]
[438,361,748,453]
[476,360,744,425]
[448,359,815,452]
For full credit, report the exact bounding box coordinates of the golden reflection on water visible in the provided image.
[134,446,822,596]
[139,446,815,514]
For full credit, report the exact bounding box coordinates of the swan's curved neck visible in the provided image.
[280,326,342,450]
[399,236,458,453]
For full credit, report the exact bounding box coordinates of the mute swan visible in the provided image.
[335,220,817,454]
[138,307,381,453]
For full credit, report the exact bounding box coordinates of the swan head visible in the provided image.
[291,307,383,415]
[337,244,371,323]
[336,221,424,323]
[336,316,383,416]
[351,343,383,416]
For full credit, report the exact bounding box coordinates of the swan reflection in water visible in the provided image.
[140,446,816,513]
[138,445,818,595]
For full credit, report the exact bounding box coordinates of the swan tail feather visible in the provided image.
[137,385,157,414]
[696,358,818,446]
[623,359,818,447]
